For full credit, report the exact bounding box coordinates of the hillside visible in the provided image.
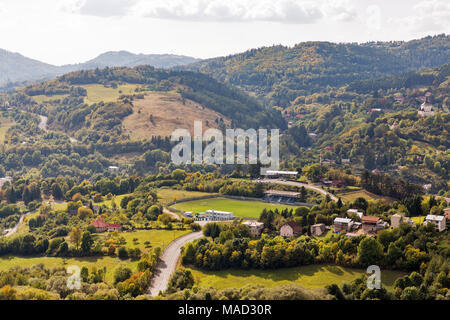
[279,63,450,194]
[0,49,198,87]
[0,65,285,178]
[0,49,62,85]
[183,35,450,107]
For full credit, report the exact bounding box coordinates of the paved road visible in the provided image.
[4,210,35,237]
[254,179,338,202]
[163,207,182,221]
[148,231,203,296]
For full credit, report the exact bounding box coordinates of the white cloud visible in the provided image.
[393,0,450,33]
[67,0,360,24]
[322,0,357,22]
[366,5,381,31]
[129,0,324,24]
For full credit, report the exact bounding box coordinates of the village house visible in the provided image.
[418,96,435,117]
[242,221,265,237]
[444,208,450,220]
[310,223,326,236]
[280,221,302,237]
[423,215,446,232]
[361,216,387,233]
[347,209,363,219]
[333,217,353,232]
[91,217,122,233]
[391,214,403,228]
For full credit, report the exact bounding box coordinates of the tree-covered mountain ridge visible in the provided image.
[182,34,450,107]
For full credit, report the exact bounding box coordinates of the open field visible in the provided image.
[0,229,191,283]
[94,194,131,208]
[0,117,14,143]
[31,94,69,104]
[186,264,406,291]
[123,92,230,138]
[337,190,396,204]
[98,229,192,254]
[172,197,299,218]
[0,255,137,284]
[81,84,143,104]
[157,188,216,205]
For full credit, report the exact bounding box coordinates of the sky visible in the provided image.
[0,0,448,65]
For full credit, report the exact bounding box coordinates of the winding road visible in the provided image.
[3,210,34,237]
[148,231,203,296]
[254,178,338,202]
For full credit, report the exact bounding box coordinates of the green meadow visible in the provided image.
[172,197,299,218]
[186,265,406,291]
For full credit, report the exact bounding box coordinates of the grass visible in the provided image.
[94,194,131,208]
[0,229,191,284]
[98,229,192,253]
[0,118,14,143]
[122,92,231,139]
[157,188,216,206]
[410,216,426,224]
[172,197,299,218]
[0,255,137,284]
[337,190,395,204]
[81,84,142,104]
[186,264,406,291]
[31,94,68,104]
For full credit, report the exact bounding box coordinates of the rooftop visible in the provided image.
[425,215,445,222]
[264,189,300,197]
[334,217,353,224]
[362,216,381,223]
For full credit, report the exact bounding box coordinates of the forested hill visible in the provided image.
[182,35,450,107]
[20,65,286,131]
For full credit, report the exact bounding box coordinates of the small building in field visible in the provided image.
[195,210,234,221]
[108,166,119,172]
[333,217,353,232]
[391,214,403,229]
[310,223,326,236]
[280,221,302,237]
[91,217,122,233]
[444,208,450,220]
[107,223,122,232]
[242,221,265,237]
[91,217,109,233]
[263,170,298,179]
[347,209,364,219]
[264,190,300,204]
[423,215,446,232]
[361,216,386,233]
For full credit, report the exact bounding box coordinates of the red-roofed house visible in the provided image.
[362,216,386,233]
[280,221,302,237]
[91,217,122,233]
[92,217,108,233]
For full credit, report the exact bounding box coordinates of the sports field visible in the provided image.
[186,264,405,291]
[172,197,299,218]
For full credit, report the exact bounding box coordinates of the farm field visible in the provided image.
[0,255,137,284]
[0,117,14,143]
[172,197,299,218]
[157,188,216,205]
[337,189,396,204]
[94,194,131,208]
[81,84,142,104]
[0,229,191,284]
[186,265,406,291]
[98,229,192,254]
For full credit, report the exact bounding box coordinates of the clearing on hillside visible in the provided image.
[122,92,230,139]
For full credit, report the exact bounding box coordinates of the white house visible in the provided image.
[423,215,446,232]
[347,209,364,219]
[242,221,264,237]
[280,221,302,237]
[195,210,234,221]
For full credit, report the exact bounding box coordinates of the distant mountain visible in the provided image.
[0,49,199,87]
[182,34,450,107]
[78,51,199,70]
[0,49,62,85]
